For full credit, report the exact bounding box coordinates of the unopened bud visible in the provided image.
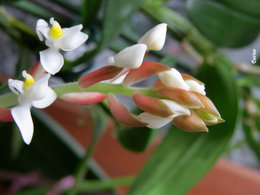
[195,109,224,125]
[109,44,147,69]
[138,23,167,51]
[173,110,208,132]
[158,68,189,90]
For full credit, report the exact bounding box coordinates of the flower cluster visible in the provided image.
[1,17,223,145]
[6,18,88,144]
[79,23,223,132]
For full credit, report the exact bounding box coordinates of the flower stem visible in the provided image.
[0,82,160,108]
[67,140,96,195]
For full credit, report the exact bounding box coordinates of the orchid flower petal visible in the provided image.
[61,92,106,105]
[79,66,123,88]
[158,68,189,90]
[137,112,173,129]
[110,44,147,69]
[185,80,206,95]
[32,87,56,108]
[105,71,128,84]
[161,99,190,116]
[40,48,64,75]
[158,87,204,108]
[11,104,33,145]
[0,107,13,122]
[173,110,208,132]
[28,73,51,100]
[36,19,49,41]
[8,79,24,95]
[138,23,167,51]
[133,92,174,117]
[123,62,170,86]
[55,25,88,51]
[107,94,148,127]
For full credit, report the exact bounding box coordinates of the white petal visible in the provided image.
[54,25,88,51]
[137,112,173,129]
[107,56,115,65]
[103,72,128,84]
[8,79,24,95]
[32,87,56,108]
[185,80,206,95]
[138,23,167,51]
[40,48,64,75]
[27,73,51,101]
[36,19,49,41]
[158,68,189,90]
[11,104,33,145]
[113,44,147,69]
[161,99,190,116]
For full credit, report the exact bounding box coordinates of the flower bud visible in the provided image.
[158,68,189,90]
[138,23,167,51]
[108,44,147,69]
[173,110,208,132]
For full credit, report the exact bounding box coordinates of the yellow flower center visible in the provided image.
[50,17,63,39]
[23,71,35,89]
[50,24,63,39]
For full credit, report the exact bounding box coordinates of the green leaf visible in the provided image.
[128,55,239,195]
[15,47,32,77]
[100,0,144,49]
[243,109,260,161]
[216,0,260,17]
[116,126,157,152]
[9,1,62,22]
[187,0,260,47]
[81,0,102,24]
[238,74,260,88]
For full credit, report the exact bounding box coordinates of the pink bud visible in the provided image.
[194,92,221,118]
[61,92,106,105]
[107,94,147,127]
[173,110,208,132]
[150,80,165,90]
[79,66,123,88]
[158,87,204,108]
[123,62,170,86]
[133,92,174,117]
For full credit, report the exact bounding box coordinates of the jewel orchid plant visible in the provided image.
[0,18,223,146]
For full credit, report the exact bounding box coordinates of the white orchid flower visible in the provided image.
[36,17,89,75]
[8,71,57,144]
[138,23,167,51]
[107,44,147,69]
